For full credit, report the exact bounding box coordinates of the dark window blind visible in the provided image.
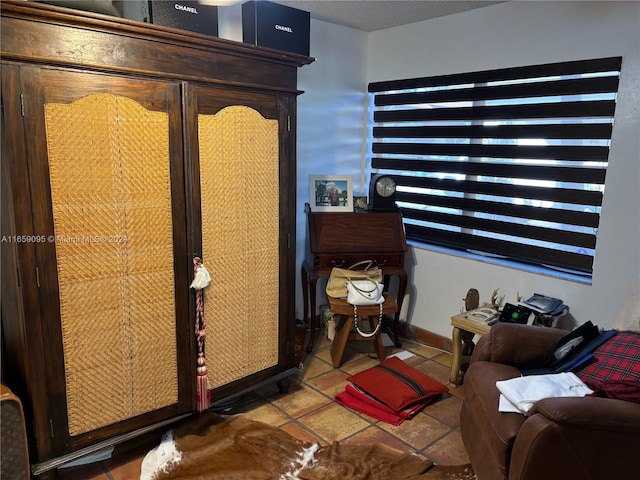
[368,57,622,276]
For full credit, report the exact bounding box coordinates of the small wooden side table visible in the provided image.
[449,312,492,385]
[326,293,399,368]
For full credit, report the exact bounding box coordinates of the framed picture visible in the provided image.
[309,175,353,212]
[353,195,369,212]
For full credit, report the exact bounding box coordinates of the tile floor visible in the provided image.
[56,333,469,480]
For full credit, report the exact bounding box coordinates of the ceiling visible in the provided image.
[272,1,506,32]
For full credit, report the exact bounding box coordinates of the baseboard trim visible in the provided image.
[397,321,453,353]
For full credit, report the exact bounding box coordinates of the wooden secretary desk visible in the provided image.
[301,205,408,352]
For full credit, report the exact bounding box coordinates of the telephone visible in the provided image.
[498,303,533,325]
[467,307,499,322]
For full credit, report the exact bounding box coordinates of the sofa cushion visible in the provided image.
[461,361,527,477]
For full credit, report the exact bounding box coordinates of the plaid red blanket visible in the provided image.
[575,331,640,402]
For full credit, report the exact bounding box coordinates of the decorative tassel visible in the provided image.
[191,257,211,413]
[196,353,211,412]
[190,263,211,289]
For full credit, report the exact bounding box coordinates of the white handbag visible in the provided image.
[346,279,384,305]
[346,279,384,338]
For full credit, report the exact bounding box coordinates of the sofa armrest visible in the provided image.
[510,396,640,480]
[469,330,492,363]
[530,396,640,434]
[470,322,567,366]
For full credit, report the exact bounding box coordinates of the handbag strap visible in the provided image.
[348,260,375,271]
[346,279,379,294]
[353,303,383,338]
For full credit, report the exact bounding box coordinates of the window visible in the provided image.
[368,57,622,277]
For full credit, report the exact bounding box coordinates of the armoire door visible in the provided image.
[6,65,194,462]
[184,84,297,400]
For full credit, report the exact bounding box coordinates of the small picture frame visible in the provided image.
[353,195,369,212]
[309,175,353,212]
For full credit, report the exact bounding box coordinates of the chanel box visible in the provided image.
[149,1,218,36]
[242,1,310,56]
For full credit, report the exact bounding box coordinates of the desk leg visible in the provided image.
[450,326,463,385]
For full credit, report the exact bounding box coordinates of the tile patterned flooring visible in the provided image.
[56,334,469,480]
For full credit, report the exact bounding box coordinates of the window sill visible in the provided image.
[407,240,593,286]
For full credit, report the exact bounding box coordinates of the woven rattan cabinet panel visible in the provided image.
[186,85,299,402]
[199,106,280,388]
[46,92,180,436]
[1,1,311,474]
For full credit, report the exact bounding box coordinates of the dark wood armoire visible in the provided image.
[0,1,312,475]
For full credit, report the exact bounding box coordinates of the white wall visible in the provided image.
[294,20,369,320]
[367,1,640,337]
[217,3,243,41]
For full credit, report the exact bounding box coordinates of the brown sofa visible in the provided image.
[460,322,640,480]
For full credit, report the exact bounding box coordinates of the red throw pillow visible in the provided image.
[347,356,449,412]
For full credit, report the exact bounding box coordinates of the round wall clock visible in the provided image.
[369,174,398,211]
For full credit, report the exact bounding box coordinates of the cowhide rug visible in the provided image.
[140,413,476,480]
